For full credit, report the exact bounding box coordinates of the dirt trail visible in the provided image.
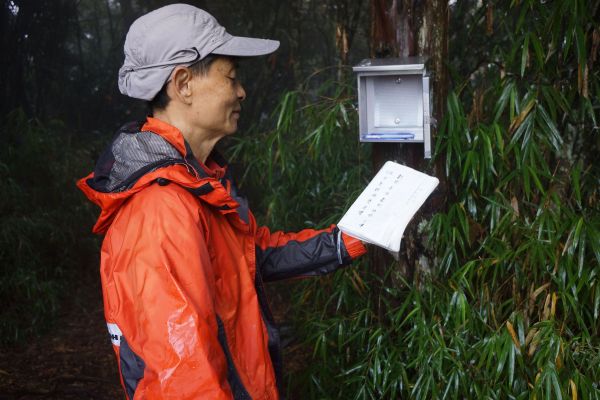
[0,277,122,400]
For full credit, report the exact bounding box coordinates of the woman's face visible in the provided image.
[189,57,246,138]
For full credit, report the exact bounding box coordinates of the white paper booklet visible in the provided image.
[338,161,439,255]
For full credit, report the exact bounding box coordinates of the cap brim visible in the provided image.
[211,36,279,57]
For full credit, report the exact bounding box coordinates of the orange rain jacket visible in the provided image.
[77,117,366,399]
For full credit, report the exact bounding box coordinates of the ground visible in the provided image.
[0,275,122,400]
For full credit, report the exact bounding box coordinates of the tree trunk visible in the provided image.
[368,0,449,284]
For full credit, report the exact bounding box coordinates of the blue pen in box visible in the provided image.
[364,133,415,140]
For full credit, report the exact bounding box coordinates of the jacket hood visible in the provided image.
[77,117,240,234]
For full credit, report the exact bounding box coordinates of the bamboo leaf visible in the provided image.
[551,370,563,400]
[537,105,563,152]
[508,339,516,386]
[509,98,535,134]
[527,165,546,195]
[506,321,521,349]
[521,33,530,77]
[569,379,577,400]
[494,81,514,122]
[530,33,545,69]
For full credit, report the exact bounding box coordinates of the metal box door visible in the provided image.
[366,74,423,138]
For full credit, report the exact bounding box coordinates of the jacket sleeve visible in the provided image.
[103,184,232,399]
[253,216,367,282]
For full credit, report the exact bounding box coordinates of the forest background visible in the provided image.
[1,0,599,399]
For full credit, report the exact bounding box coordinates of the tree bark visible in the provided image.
[368,0,449,283]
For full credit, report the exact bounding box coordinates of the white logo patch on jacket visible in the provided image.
[107,322,122,347]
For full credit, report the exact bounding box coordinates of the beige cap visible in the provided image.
[118,4,280,101]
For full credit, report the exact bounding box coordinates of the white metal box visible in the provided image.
[353,57,432,158]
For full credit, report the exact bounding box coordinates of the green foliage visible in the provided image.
[231,1,599,398]
[229,75,370,229]
[0,110,99,344]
